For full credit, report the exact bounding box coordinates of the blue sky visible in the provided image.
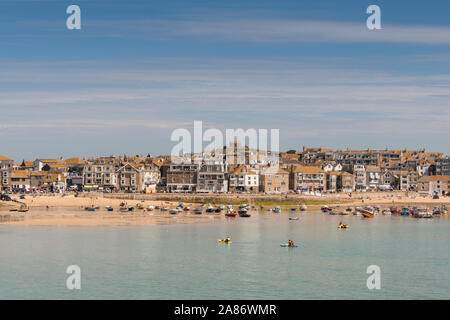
[0,0,449,161]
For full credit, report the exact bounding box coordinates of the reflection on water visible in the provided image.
[0,211,448,299]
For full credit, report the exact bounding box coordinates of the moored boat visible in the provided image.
[300,204,307,211]
[273,206,281,214]
[360,206,375,218]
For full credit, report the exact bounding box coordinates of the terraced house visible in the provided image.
[83,158,118,192]
[10,170,31,192]
[0,155,13,192]
[260,166,289,194]
[228,165,259,193]
[166,163,199,192]
[326,171,353,193]
[290,166,326,192]
[197,163,228,193]
[117,163,141,192]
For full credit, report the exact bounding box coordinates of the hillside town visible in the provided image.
[1,145,449,197]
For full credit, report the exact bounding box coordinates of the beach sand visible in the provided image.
[1,193,448,226]
[0,195,215,227]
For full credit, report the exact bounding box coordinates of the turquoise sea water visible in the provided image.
[0,211,448,299]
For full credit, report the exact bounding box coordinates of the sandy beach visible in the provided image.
[0,195,214,227]
[1,192,448,226]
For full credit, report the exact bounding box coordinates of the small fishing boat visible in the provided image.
[183,206,190,211]
[160,207,168,212]
[119,207,128,212]
[136,203,145,210]
[338,223,349,229]
[328,210,337,215]
[169,209,178,215]
[300,204,307,211]
[146,205,154,211]
[225,209,237,217]
[194,207,203,215]
[273,206,281,214]
[321,205,331,213]
[400,208,410,216]
[290,207,297,212]
[206,205,214,213]
[382,209,391,215]
[127,206,135,212]
[85,207,96,212]
[413,207,431,218]
[289,216,299,221]
[238,208,251,217]
[353,207,362,216]
[280,244,298,248]
[106,206,114,212]
[360,206,375,218]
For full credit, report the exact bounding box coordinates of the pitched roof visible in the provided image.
[11,170,30,179]
[293,166,324,174]
[0,155,12,161]
[233,165,257,175]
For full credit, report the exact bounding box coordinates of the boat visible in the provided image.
[338,223,349,229]
[18,205,29,212]
[300,204,307,211]
[206,205,214,213]
[390,207,400,215]
[146,205,154,211]
[400,208,411,216]
[119,207,128,212]
[85,207,96,212]
[136,203,145,210]
[382,209,391,215]
[289,216,299,220]
[273,206,281,214]
[169,209,178,215]
[106,206,114,212]
[353,207,362,216]
[280,244,298,248]
[160,207,168,212]
[183,206,190,211]
[360,206,375,218]
[290,207,297,212]
[441,205,448,215]
[217,239,232,244]
[328,210,337,215]
[321,205,331,213]
[345,208,352,215]
[413,207,432,218]
[127,206,134,212]
[238,209,251,217]
[225,209,237,217]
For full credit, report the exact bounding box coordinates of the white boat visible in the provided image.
[300,204,307,211]
[273,206,281,213]
[382,209,391,215]
[146,205,154,211]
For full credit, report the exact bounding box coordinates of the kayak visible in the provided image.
[280,244,298,248]
[217,239,232,244]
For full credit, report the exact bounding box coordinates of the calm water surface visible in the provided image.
[0,211,448,299]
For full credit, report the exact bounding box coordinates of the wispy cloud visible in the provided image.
[85,19,450,45]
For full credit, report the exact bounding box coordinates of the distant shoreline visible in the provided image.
[0,192,448,227]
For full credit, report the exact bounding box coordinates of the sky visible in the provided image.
[0,0,449,161]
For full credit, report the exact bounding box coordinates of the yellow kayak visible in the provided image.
[338,224,349,229]
[217,239,232,244]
